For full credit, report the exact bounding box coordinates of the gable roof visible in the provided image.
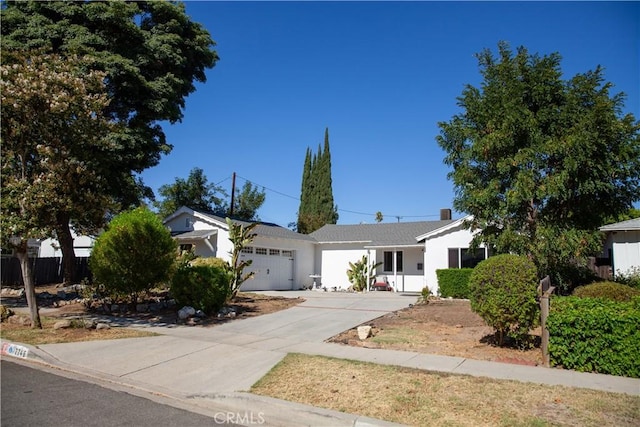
[310,220,456,247]
[165,206,316,242]
[600,217,640,232]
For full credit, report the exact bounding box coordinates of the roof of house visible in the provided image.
[168,207,316,242]
[600,217,640,232]
[310,220,455,247]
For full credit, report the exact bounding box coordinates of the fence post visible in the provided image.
[538,275,555,368]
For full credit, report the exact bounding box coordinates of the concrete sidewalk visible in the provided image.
[4,291,640,426]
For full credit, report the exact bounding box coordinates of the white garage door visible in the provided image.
[239,248,294,291]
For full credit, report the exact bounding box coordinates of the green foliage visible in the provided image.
[155,168,227,219]
[191,257,230,270]
[437,42,640,281]
[231,181,267,221]
[297,128,339,234]
[468,254,539,346]
[90,207,177,302]
[227,218,257,299]
[346,256,382,292]
[547,296,640,377]
[573,281,640,302]
[417,287,432,305]
[615,266,640,290]
[171,264,231,314]
[436,269,473,298]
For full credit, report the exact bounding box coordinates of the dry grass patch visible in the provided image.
[0,317,157,345]
[251,354,640,427]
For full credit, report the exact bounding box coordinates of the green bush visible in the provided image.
[468,254,539,346]
[171,264,232,314]
[573,281,640,302]
[191,257,230,269]
[436,268,473,298]
[547,296,640,378]
[90,207,177,302]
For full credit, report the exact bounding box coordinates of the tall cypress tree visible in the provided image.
[297,128,339,233]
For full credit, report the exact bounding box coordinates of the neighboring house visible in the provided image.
[39,230,96,258]
[599,217,640,278]
[163,207,316,291]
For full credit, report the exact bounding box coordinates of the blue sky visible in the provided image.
[141,1,639,227]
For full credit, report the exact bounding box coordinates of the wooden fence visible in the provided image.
[0,257,91,287]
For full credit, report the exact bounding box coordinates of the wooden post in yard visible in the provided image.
[538,276,555,368]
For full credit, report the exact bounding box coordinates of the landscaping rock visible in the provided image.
[178,306,196,320]
[54,320,72,329]
[96,323,110,330]
[357,325,372,340]
[8,315,31,326]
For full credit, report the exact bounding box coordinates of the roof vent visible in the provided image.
[440,209,452,221]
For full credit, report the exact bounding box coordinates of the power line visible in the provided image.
[233,173,444,220]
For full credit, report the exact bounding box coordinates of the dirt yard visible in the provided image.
[328,298,543,366]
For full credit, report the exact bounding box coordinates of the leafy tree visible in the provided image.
[1,52,116,328]
[437,42,640,283]
[297,128,339,233]
[90,207,177,304]
[375,212,384,223]
[155,167,227,219]
[226,218,257,299]
[1,1,218,284]
[230,181,266,221]
[468,254,539,346]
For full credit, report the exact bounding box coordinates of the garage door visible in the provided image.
[239,248,294,291]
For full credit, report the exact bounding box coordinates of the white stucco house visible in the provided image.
[164,207,316,291]
[599,217,640,278]
[166,207,484,294]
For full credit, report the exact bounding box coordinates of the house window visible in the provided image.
[383,251,403,272]
[179,244,193,252]
[255,248,267,255]
[269,249,280,256]
[185,218,193,228]
[241,246,254,254]
[417,262,423,271]
[448,247,487,269]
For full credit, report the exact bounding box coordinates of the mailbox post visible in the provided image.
[538,275,555,367]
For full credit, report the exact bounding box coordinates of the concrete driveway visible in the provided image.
[35,291,417,395]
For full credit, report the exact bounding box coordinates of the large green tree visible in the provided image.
[437,42,640,285]
[230,181,266,221]
[154,167,227,219]
[1,52,116,328]
[1,1,218,283]
[297,128,339,233]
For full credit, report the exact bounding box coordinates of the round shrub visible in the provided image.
[171,264,232,314]
[573,281,640,302]
[468,254,539,346]
[90,207,177,301]
[190,257,229,269]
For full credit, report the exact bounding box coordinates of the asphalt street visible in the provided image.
[1,360,243,427]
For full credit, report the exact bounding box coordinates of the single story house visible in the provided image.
[165,207,484,294]
[599,217,640,278]
[39,230,96,258]
[164,207,316,291]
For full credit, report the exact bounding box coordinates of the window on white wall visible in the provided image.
[383,251,403,272]
[448,248,486,268]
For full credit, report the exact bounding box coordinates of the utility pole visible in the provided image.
[229,172,236,217]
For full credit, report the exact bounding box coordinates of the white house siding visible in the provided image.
[317,243,368,290]
[164,212,225,258]
[39,234,95,258]
[422,222,479,295]
[372,247,424,292]
[607,230,640,277]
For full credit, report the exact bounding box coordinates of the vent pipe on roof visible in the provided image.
[440,209,452,221]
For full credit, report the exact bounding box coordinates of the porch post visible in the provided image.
[393,248,398,292]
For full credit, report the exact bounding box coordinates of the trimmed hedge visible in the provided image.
[547,296,640,378]
[171,264,232,315]
[573,281,640,302]
[436,268,473,298]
